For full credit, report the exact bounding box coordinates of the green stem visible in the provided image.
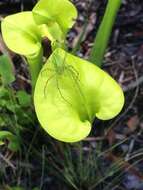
[89,0,121,67]
[27,47,43,94]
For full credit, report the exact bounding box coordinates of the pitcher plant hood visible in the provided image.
[34,48,124,143]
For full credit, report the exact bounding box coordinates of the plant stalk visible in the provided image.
[89,0,122,67]
[27,48,43,94]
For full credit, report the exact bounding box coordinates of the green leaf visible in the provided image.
[34,48,124,142]
[16,90,31,107]
[32,0,77,34]
[0,117,6,127]
[0,131,20,151]
[0,54,15,85]
[5,186,24,190]
[1,12,41,56]
[0,86,9,98]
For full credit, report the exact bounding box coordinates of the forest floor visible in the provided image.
[0,0,143,190]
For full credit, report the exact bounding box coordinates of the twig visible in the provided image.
[17,74,31,84]
[0,153,16,170]
[0,16,3,22]
[84,136,105,141]
[106,56,139,134]
[0,34,10,55]
[125,138,135,161]
[106,153,143,180]
[123,75,143,92]
[40,145,46,190]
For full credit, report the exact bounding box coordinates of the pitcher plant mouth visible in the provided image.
[34,48,124,143]
[41,37,52,58]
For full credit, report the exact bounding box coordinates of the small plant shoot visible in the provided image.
[1,0,124,142]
